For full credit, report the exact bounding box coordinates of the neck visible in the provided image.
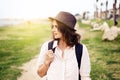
[58,39,67,50]
[58,39,68,59]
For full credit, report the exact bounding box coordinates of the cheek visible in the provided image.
[53,32,62,39]
[58,33,62,38]
[58,32,62,37]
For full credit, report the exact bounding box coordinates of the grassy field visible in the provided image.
[78,20,120,80]
[0,20,51,80]
[0,19,120,80]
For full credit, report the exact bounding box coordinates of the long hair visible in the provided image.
[56,21,81,47]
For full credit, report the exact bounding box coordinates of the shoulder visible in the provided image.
[41,40,52,50]
[77,43,88,51]
[76,43,86,48]
[82,44,87,48]
[41,40,58,48]
[78,43,87,48]
[42,41,49,47]
[82,44,88,51]
[42,40,53,46]
[81,44,89,53]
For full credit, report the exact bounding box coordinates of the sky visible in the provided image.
[0,0,119,19]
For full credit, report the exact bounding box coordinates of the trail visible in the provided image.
[17,55,41,80]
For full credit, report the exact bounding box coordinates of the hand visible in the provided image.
[44,50,54,65]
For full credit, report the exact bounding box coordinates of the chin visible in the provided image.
[54,38,60,41]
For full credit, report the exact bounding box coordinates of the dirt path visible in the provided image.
[17,55,41,80]
[17,24,86,80]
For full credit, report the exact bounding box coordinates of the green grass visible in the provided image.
[90,19,120,27]
[78,20,120,80]
[0,20,51,80]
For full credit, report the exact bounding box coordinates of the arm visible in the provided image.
[36,42,54,77]
[80,44,91,80]
[37,61,50,77]
[37,51,53,77]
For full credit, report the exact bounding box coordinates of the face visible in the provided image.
[51,20,62,40]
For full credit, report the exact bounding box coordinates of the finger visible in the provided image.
[46,52,53,57]
[48,50,53,53]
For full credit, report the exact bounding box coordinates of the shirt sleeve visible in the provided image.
[36,41,49,70]
[80,44,91,80]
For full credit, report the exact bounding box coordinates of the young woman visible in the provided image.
[37,11,91,80]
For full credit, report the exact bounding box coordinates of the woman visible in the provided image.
[37,11,91,80]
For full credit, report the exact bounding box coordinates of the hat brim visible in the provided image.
[48,17,76,31]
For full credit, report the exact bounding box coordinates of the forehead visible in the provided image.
[52,20,58,25]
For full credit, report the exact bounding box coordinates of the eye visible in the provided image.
[51,25,58,29]
[51,25,54,29]
[55,25,58,28]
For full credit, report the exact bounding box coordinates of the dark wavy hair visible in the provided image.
[56,21,81,47]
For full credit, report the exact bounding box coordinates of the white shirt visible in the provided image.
[37,41,91,80]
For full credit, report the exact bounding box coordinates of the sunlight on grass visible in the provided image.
[0,20,51,80]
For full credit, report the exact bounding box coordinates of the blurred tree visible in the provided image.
[105,0,108,19]
[100,2,103,19]
[86,11,90,19]
[95,0,99,18]
[119,3,120,16]
[75,13,80,16]
[113,0,117,26]
[83,12,86,19]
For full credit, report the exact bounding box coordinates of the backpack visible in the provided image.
[48,40,83,80]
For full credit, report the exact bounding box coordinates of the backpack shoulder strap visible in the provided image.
[75,43,83,80]
[48,40,54,50]
[48,40,55,53]
[75,43,83,69]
